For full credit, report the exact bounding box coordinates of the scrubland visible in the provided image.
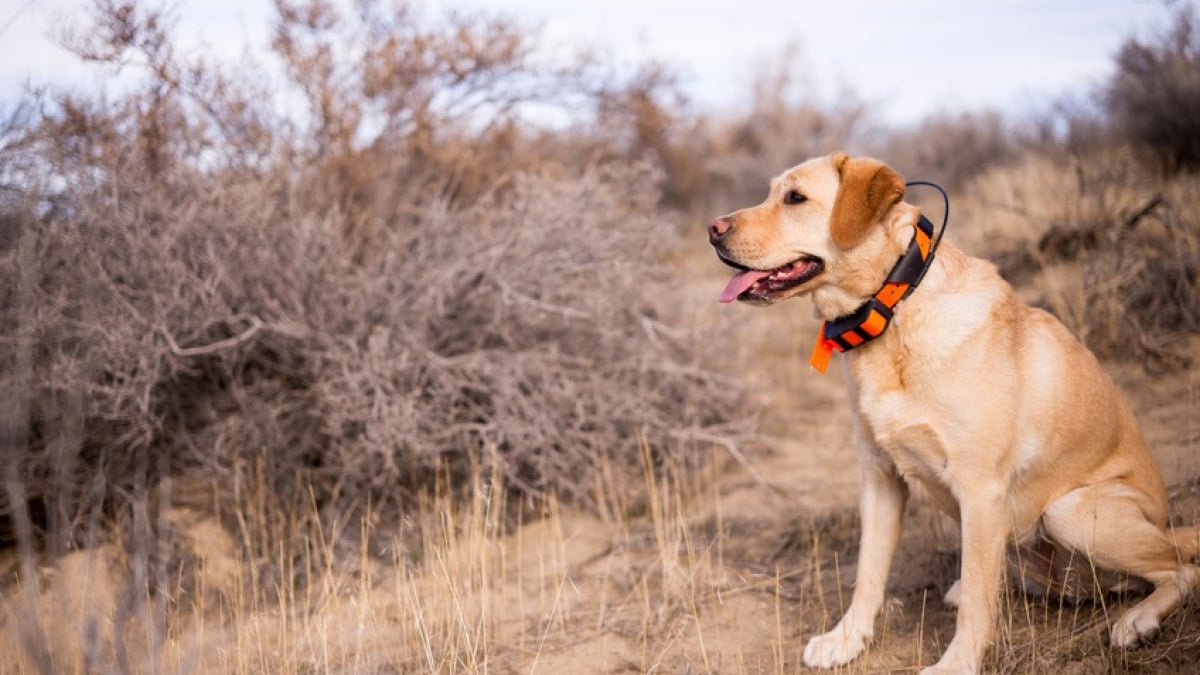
[2,2,1198,673]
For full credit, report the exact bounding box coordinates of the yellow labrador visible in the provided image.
[708,152,1199,673]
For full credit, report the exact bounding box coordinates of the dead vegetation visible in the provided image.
[1,1,1199,674]
[1105,4,1200,175]
[958,147,1200,369]
[1,0,746,547]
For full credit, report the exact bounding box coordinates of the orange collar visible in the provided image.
[809,214,936,373]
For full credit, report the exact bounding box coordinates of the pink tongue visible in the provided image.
[718,269,773,303]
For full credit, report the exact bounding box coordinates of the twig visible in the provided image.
[160,315,263,357]
[669,429,785,495]
[1121,194,1164,231]
[497,280,591,319]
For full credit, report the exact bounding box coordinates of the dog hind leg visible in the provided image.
[1168,525,1200,561]
[1042,483,1200,648]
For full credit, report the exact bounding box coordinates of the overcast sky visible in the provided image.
[0,0,1181,125]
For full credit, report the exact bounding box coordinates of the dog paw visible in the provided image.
[803,624,868,668]
[1111,605,1161,648]
[942,579,962,608]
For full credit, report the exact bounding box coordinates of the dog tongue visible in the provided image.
[718,269,772,303]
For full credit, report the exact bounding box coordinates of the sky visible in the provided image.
[0,0,1182,125]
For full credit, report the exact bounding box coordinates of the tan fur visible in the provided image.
[710,153,1199,674]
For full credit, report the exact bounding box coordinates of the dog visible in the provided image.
[708,152,1199,673]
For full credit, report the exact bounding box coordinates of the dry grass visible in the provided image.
[954,147,1200,367]
[5,418,1199,674]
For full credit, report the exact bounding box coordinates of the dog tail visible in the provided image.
[1169,525,1200,561]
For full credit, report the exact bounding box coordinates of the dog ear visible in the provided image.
[829,155,905,249]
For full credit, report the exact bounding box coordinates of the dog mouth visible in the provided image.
[717,256,825,303]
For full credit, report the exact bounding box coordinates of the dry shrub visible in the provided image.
[591,62,706,211]
[0,0,745,556]
[1105,4,1200,175]
[684,47,872,217]
[4,154,738,524]
[308,162,740,503]
[1063,193,1200,366]
[958,149,1200,366]
[879,110,1020,191]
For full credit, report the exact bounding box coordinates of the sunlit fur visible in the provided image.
[715,152,1200,675]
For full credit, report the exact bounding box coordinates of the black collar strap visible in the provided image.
[809,214,935,373]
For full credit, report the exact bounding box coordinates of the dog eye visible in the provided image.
[784,190,807,205]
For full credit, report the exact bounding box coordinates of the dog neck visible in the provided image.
[810,204,924,321]
[809,207,938,373]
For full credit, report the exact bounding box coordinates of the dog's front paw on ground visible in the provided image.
[1110,605,1161,648]
[803,625,868,668]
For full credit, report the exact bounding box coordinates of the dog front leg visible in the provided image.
[921,486,1006,675]
[803,452,908,668]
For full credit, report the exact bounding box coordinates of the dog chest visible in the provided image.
[860,389,950,482]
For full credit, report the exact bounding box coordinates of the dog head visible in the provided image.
[709,152,913,315]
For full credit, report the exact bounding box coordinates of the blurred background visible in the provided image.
[1,1,1198,672]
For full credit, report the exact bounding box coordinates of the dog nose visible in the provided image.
[708,217,733,244]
